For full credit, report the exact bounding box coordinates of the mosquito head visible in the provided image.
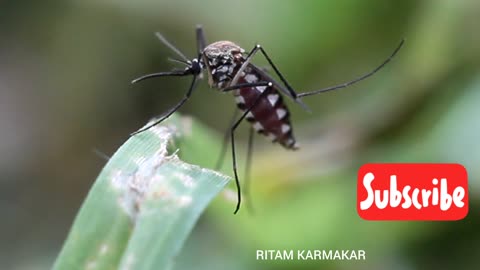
[188,58,202,75]
[169,57,202,76]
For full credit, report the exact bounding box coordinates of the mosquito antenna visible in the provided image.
[297,39,405,98]
[155,32,190,63]
[168,57,190,65]
[131,70,189,84]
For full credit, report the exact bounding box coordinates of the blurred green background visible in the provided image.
[1,0,479,269]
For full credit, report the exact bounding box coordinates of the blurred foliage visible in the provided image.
[53,115,229,270]
[0,0,479,269]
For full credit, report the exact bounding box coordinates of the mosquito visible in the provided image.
[131,25,405,214]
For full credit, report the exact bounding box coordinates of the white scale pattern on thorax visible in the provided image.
[209,57,243,89]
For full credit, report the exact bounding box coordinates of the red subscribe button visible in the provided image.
[357,163,468,221]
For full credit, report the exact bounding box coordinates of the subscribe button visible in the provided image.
[357,163,468,221]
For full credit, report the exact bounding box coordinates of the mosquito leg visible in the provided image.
[297,39,405,97]
[231,44,298,98]
[228,83,272,214]
[213,110,256,214]
[229,45,259,86]
[244,126,255,214]
[215,108,239,170]
[229,44,310,111]
[131,75,198,136]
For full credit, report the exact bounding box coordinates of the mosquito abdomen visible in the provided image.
[233,67,298,150]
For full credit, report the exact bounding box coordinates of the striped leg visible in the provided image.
[297,39,405,97]
[244,126,255,214]
[215,111,256,214]
[228,84,272,214]
[231,40,404,108]
[229,44,309,111]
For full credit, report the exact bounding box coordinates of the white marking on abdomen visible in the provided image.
[276,108,287,119]
[286,138,297,148]
[268,94,279,106]
[281,124,291,133]
[235,95,245,104]
[256,86,266,93]
[253,122,264,131]
[245,74,258,83]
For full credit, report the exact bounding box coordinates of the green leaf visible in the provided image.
[52,115,230,270]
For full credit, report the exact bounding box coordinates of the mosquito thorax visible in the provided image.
[202,41,246,88]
